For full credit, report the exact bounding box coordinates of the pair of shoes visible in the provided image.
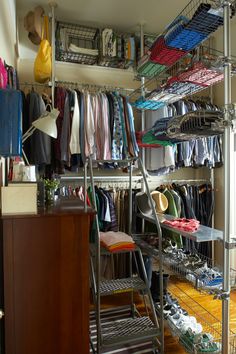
[169,314,203,335]
[163,240,177,254]
[194,333,221,353]
[180,331,220,353]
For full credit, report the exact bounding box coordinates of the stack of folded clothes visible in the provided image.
[100,231,135,252]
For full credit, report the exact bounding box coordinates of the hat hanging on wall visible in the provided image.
[151,191,168,213]
[24,6,45,45]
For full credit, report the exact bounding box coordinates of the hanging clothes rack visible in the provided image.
[20,81,135,92]
[148,178,211,184]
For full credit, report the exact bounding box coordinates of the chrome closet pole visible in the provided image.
[88,156,101,353]
[222,1,232,353]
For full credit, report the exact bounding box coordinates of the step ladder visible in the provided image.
[86,156,164,354]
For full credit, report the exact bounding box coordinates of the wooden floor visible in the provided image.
[91,276,236,353]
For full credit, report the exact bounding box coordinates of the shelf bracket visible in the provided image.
[224,239,236,249]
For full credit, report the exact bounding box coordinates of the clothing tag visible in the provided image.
[208,8,223,17]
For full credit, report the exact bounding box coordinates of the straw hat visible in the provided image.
[151,191,168,213]
[24,6,44,45]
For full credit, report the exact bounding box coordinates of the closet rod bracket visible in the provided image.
[213,290,230,301]
[224,239,236,249]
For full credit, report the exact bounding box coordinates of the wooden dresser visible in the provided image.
[0,202,94,354]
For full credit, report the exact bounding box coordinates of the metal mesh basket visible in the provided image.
[56,21,99,65]
[132,97,165,110]
[150,36,188,66]
[164,0,224,51]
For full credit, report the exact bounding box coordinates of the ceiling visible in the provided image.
[16,0,190,34]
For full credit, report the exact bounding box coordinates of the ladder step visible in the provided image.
[101,316,160,347]
[100,277,146,296]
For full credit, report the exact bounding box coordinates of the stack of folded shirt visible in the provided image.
[100,231,135,252]
[163,218,200,232]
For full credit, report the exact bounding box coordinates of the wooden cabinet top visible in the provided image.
[0,200,95,220]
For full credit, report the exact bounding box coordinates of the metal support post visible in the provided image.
[140,23,146,190]
[84,160,88,212]
[140,24,146,233]
[222,2,232,353]
[49,2,57,108]
[129,161,133,235]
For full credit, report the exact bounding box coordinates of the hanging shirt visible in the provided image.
[84,92,95,157]
[70,90,80,154]
[111,94,123,160]
[100,93,111,160]
[60,91,71,165]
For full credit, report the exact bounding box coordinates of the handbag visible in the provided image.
[34,16,52,83]
[0,58,7,89]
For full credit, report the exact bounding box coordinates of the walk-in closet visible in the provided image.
[0,0,236,353]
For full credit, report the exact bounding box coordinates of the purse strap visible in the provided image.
[42,16,50,42]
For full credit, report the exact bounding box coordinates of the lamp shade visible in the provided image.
[32,108,59,138]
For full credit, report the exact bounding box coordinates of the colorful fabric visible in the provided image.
[163,218,200,232]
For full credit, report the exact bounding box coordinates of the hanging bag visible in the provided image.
[0,58,7,89]
[34,16,52,83]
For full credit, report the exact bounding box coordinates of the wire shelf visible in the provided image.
[133,234,236,296]
[56,21,99,65]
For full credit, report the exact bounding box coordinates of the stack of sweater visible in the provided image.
[100,231,135,252]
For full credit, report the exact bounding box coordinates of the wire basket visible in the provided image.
[164,1,224,51]
[135,131,162,149]
[56,21,99,65]
[165,80,205,96]
[176,61,224,86]
[99,30,136,69]
[150,36,188,66]
[137,54,167,78]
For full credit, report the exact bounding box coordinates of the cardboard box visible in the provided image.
[1,183,37,215]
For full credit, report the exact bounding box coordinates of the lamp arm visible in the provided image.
[22,126,37,143]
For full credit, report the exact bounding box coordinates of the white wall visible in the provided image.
[0,0,17,66]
